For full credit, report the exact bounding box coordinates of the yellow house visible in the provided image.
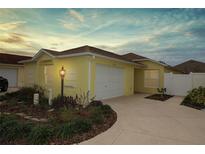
[0,53,31,88]
[20,46,144,100]
[20,45,181,100]
[122,53,182,94]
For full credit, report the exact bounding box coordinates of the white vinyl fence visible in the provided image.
[164,72,205,96]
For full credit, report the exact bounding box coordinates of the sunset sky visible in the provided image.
[0,8,205,65]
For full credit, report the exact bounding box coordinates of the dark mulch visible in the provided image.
[0,103,52,118]
[145,94,174,101]
[181,101,205,110]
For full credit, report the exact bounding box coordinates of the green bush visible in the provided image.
[52,95,78,109]
[0,115,33,143]
[28,125,52,145]
[101,105,113,115]
[55,118,92,140]
[57,107,76,122]
[90,111,104,124]
[55,123,75,139]
[182,86,205,106]
[1,85,48,104]
[70,118,92,133]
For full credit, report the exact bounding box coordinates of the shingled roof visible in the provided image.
[23,45,143,65]
[0,53,32,65]
[44,45,136,63]
[122,53,149,61]
[174,59,205,73]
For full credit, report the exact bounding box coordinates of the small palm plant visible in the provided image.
[157,88,166,98]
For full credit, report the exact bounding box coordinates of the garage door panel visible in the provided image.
[0,68,17,87]
[95,64,124,100]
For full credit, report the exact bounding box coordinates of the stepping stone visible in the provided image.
[4,112,11,115]
[39,118,48,122]
[30,118,41,121]
[24,116,32,119]
[48,108,54,112]
[16,113,25,116]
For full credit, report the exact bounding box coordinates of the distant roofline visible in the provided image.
[0,52,32,58]
[174,59,205,67]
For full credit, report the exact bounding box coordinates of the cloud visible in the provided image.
[62,22,78,30]
[0,21,26,31]
[68,9,84,22]
[0,33,28,44]
[0,47,34,56]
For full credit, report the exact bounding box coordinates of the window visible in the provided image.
[44,65,53,86]
[144,70,159,88]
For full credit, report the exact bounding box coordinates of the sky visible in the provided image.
[0,8,205,65]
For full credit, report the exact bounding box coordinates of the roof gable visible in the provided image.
[174,59,205,73]
[122,53,148,61]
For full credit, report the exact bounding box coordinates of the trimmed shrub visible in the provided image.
[90,111,104,124]
[52,95,78,109]
[55,118,92,140]
[55,123,75,139]
[70,118,92,133]
[0,115,33,143]
[88,101,103,107]
[1,85,48,104]
[57,107,76,122]
[101,105,113,115]
[28,125,52,145]
[181,86,205,109]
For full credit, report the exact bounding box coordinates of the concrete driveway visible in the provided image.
[81,94,205,145]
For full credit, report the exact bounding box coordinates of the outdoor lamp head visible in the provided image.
[60,66,65,78]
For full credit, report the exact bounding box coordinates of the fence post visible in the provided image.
[190,72,193,90]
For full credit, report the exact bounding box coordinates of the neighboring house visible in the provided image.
[122,53,181,94]
[174,59,205,74]
[0,53,31,88]
[20,45,180,99]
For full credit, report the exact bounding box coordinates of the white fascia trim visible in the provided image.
[56,52,92,58]
[19,49,55,63]
[91,53,138,65]
[57,52,138,65]
[88,61,91,92]
[133,59,168,67]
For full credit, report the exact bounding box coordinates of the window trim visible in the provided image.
[144,69,160,88]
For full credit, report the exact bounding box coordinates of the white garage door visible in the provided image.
[0,68,18,87]
[95,64,124,100]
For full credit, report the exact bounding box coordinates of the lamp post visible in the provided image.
[59,66,66,101]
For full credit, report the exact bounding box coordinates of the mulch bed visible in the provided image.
[0,102,117,145]
[0,103,53,119]
[145,94,174,101]
[181,102,205,110]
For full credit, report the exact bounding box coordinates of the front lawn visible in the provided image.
[0,86,117,145]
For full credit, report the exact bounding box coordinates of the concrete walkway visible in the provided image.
[81,94,205,145]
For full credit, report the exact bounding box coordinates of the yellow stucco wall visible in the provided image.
[134,60,165,94]
[24,54,89,98]
[0,64,24,87]
[24,62,37,86]
[23,53,135,99]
